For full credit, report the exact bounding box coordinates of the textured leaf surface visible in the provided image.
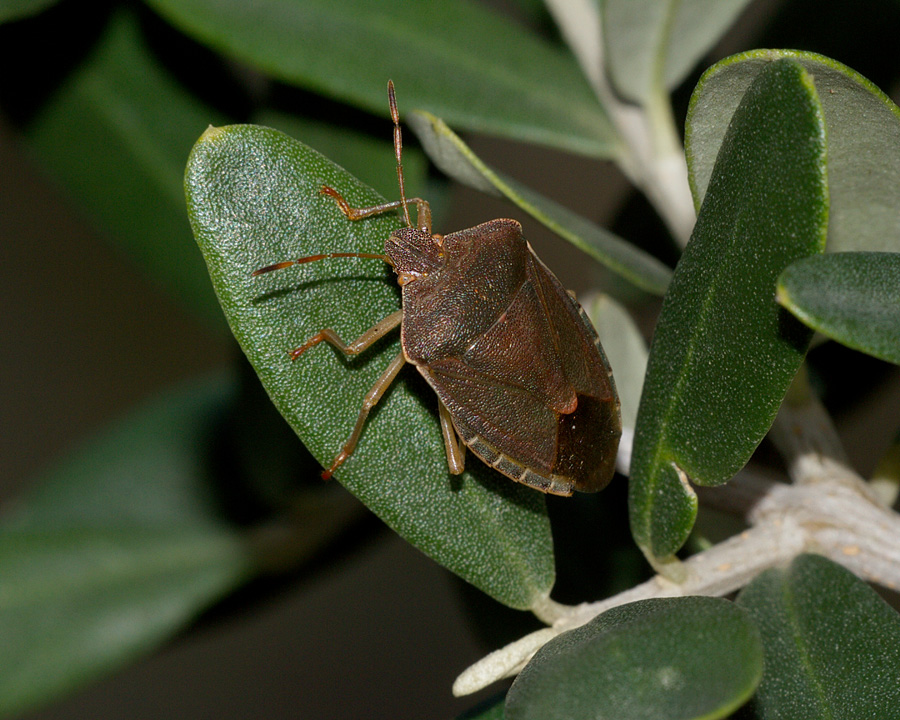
[737,554,900,720]
[185,124,554,609]
[506,597,762,720]
[630,59,828,561]
[146,0,615,157]
[777,252,900,365]
[603,0,753,104]
[407,109,672,295]
[26,10,228,327]
[0,375,253,718]
[687,50,900,253]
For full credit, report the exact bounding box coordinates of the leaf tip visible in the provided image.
[198,125,227,144]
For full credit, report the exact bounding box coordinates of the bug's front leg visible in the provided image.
[290,310,403,360]
[320,185,432,234]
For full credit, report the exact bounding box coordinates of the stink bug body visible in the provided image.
[254,82,621,495]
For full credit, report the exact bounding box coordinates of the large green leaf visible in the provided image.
[777,252,900,365]
[629,59,828,563]
[687,50,900,253]
[185,124,554,609]
[145,0,616,158]
[603,0,753,104]
[0,374,253,718]
[26,9,228,328]
[505,597,762,720]
[737,554,900,719]
[406,109,672,295]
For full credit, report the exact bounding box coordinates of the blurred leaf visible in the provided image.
[737,554,900,719]
[583,293,647,432]
[603,0,753,104]
[26,9,228,328]
[144,0,616,157]
[0,0,58,22]
[0,374,254,718]
[777,252,900,365]
[506,597,762,720]
[630,59,827,562]
[185,124,554,609]
[407,109,672,295]
[687,50,900,253]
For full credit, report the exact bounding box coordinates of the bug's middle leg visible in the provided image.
[290,309,403,360]
[323,351,406,480]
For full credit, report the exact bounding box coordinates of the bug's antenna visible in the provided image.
[388,80,413,229]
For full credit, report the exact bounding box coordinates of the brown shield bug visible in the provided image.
[253,81,621,495]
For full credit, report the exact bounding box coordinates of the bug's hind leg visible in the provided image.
[323,351,407,480]
[438,399,466,475]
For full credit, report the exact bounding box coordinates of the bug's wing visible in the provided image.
[419,250,620,493]
[418,358,567,492]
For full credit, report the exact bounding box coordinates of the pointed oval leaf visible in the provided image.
[630,59,828,561]
[687,50,900,253]
[0,375,254,718]
[737,554,900,719]
[406,110,672,295]
[145,0,615,158]
[185,124,554,609]
[777,252,900,365]
[603,0,754,104]
[506,597,763,720]
[26,10,229,329]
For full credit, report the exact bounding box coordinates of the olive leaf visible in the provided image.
[26,9,229,328]
[406,109,672,296]
[630,59,828,564]
[603,0,754,105]
[687,49,900,253]
[737,554,900,719]
[0,374,254,718]
[777,252,900,365]
[505,597,762,720]
[145,0,615,157]
[185,124,555,610]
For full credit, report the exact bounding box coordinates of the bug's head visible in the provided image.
[385,226,444,283]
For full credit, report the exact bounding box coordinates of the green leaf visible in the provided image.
[26,9,228,328]
[145,0,616,158]
[630,59,828,562]
[737,554,900,719]
[406,109,672,295]
[777,252,900,365]
[0,374,253,718]
[0,0,58,22]
[185,124,554,609]
[687,50,900,253]
[506,597,763,720]
[603,0,753,104]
